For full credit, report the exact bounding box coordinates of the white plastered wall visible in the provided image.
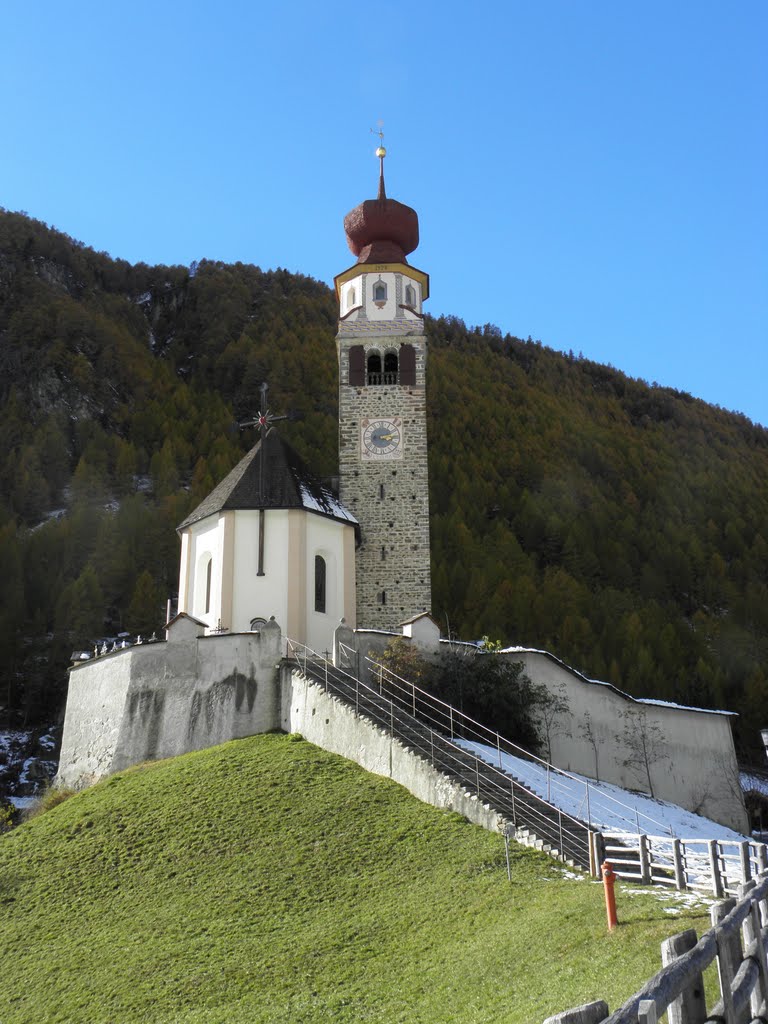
[304,514,352,654]
[365,271,396,321]
[179,516,225,629]
[507,650,748,833]
[180,508,355,650]
[230,509,292,632]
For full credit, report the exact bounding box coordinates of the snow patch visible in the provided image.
[457,738,750,842]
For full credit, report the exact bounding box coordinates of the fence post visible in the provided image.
[711,898,746,1024]
[510,779,516,824]
[740,883,768,1023]
[592,833,606,878]
[660,929,706,1024]
[639,834,651,884]
[558,809,564,861]
[638,1001,657,1024]
[739,842,752,885]
[756,843,768,876]
[497,733,502,769]
[708,840,724,899]
[672,838,687,892]
[585,783,591,829]
[542,1000,609,1024]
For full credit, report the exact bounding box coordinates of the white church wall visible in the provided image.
[304,514,354,654]
[56,648,133,790]
[57,620,284,789]
[230,509,292,632]
[507,650,748,834]
[182,516,225,629]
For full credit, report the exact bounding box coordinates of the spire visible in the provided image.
[372,120,387,200]
[343,128,419,265]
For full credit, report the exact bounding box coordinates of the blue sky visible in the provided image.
[2,1,766,424]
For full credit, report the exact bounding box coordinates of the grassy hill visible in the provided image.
[0,734,711,1023]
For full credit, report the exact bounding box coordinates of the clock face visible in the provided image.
[361,417,403,459]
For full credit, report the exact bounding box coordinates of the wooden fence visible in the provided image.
[543,870,768,1024]
[596,833,768,898]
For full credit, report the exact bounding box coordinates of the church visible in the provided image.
[174,140,432,650]
[56,150,748,837]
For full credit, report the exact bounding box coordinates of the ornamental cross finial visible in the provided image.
[239,382,288,503]
[239,382,287,442]
[371,120,386,200]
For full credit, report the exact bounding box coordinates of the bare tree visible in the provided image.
[533,683,570,763]
[579,710,600,782]
[620,707,669,799]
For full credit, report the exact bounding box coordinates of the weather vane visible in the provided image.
[371,120,386,198]
[371,119,385,151]
[239,382,286,440]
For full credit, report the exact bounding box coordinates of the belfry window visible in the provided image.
[314,555,327,613]
[405,283,416,307]
[347,286,356,309]
[373,280,387,306]
[367,350,382,385]
[383,350,399,384]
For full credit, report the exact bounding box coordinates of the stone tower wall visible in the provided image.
[337,334,431,629]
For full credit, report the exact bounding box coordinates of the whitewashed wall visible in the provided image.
[506,649,748,834]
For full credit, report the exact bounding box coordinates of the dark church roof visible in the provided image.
[178,429,357,531]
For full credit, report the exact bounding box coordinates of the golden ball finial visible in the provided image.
[375,145,386,159]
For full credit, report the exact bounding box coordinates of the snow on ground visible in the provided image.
[456,738,750,842]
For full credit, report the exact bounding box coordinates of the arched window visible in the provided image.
[314,555,326,613]
[348,286,356,309]
[249,616,267,631]
[205,558,212,615]
[366,350,382,386]
[372,280,387,306]
[383,350,399,384]
[405,283,416,307]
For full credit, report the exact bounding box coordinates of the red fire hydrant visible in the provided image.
[602,860,618,931]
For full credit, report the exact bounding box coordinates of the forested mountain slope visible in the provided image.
[1,210,766,758]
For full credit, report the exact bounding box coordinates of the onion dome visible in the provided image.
[343,146,419,264]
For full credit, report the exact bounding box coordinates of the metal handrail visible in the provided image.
[285,638,593,866]
[365,656,674,837]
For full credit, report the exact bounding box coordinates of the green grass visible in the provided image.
[0,734,711,1024]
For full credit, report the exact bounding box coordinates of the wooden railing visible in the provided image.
[598,833,768,898]
[545,871,768,1023]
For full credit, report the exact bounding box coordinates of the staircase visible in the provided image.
[286,643,595,871]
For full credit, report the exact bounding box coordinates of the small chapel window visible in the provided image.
[405,283,416,307]
[205,558,213,615]
[373,280,387,306]
[314,555,327,614]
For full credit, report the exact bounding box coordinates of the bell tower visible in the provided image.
[334,140,432,629]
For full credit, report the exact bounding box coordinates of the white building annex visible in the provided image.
[176,427,357,654]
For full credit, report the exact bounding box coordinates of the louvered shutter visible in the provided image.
[399,344,416,386]
[348,345,365,386]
